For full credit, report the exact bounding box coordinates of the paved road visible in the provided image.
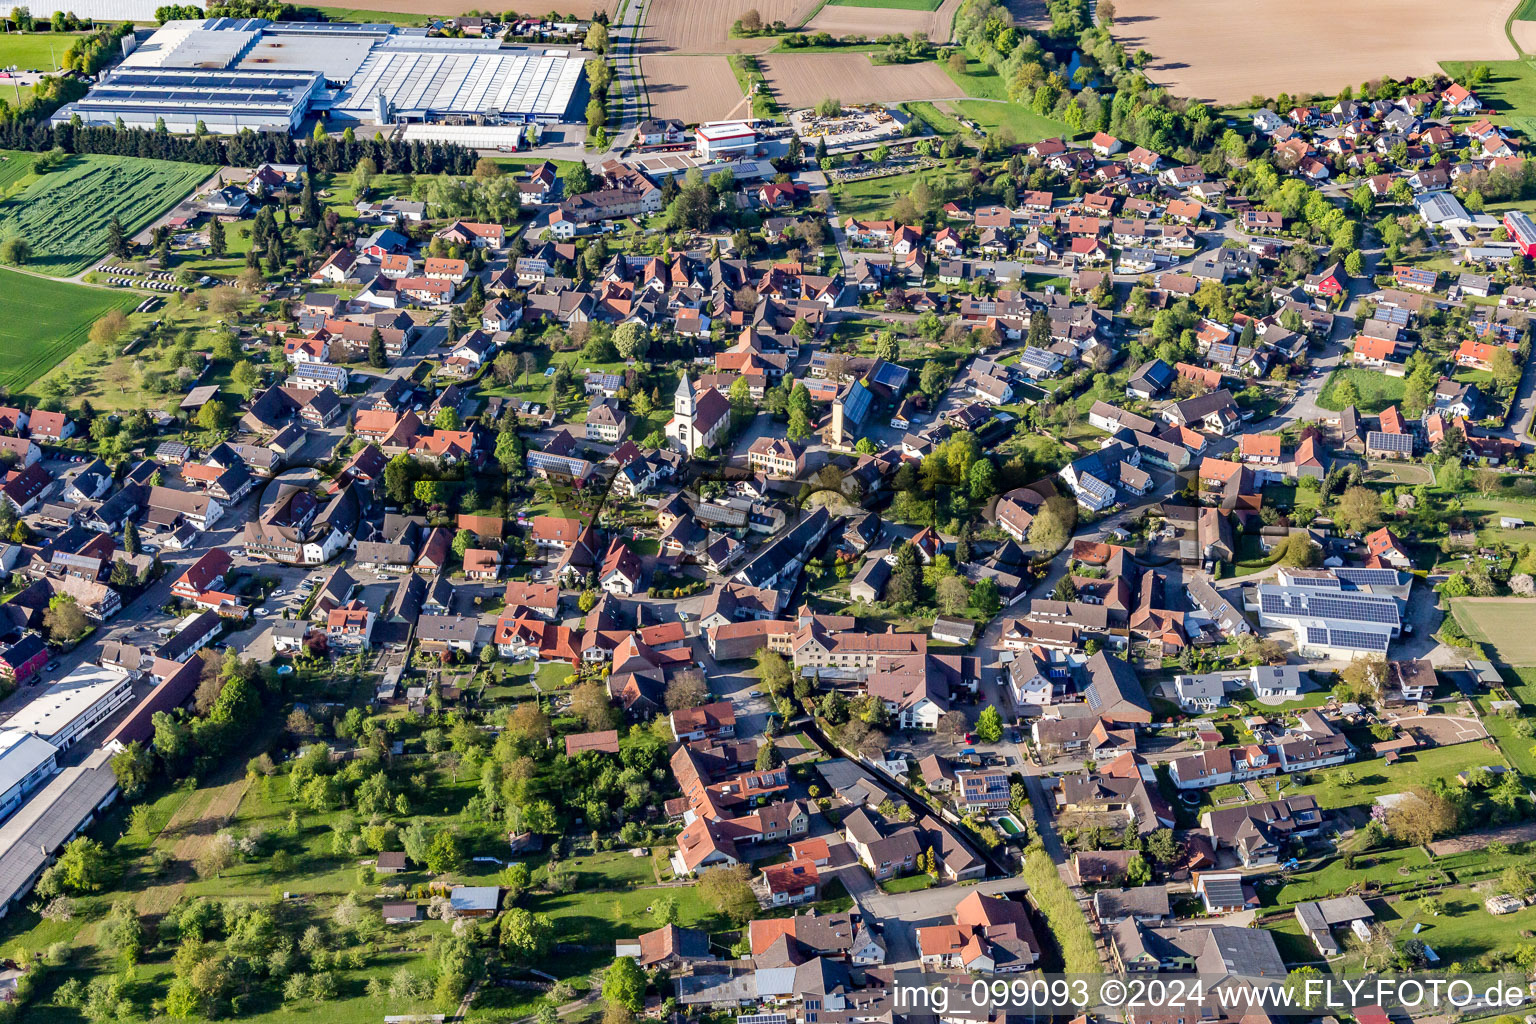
[608,0,646,150]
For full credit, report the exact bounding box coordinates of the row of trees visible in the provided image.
[0,118,479,178]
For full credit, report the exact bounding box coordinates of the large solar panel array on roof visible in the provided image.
[1334,567,1405,588]
[1259,587,1399,627]
[1285,573,1343,589]
[1304,593,1400,626]
[1328,629,1391,652]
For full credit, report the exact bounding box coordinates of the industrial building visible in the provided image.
[695,121,758,160]
[52,17,586,134]
[1250,579,1402,657]
[5,664,136,751]
[0,729,59,823]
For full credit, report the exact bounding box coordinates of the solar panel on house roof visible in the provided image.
[1202,875,1245,906]
[1305,626,1328,646]
[1367,431,1414,454]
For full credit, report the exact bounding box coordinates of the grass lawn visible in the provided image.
[0,32,76,105]
[1316,366,1407,413]
[937,56,1073,142]
[833,168,950,220]
[1452,598,1536,666]
[534,660,576,689]
[1443,61,1536,129]
[1263,844,1438,909]
[523,850,728,979]
[0,154,212,275]
[1456,493,1536,546]
[0,149,38,195]
[0,270,138,395]
[953,100,1071,143]
[1290,743,1509,811]
[903,100,962,134]
[879,873,935,893]
[1478,699,1536,776]
[830,0,942,7]
[302,5,433,23]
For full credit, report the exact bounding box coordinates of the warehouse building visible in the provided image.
[51,66,325,134]
[0,729,59,823]
[0,747,119,919]
[6,664,136,751]
[52,17,585,134]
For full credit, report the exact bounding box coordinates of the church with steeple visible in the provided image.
[665,374,730,454]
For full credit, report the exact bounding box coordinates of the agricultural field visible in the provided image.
[0,154,212,276]
[830,0,941,9]
[1109,0,1513,104]
[27,282,263,413]
[638,0,818,55]
[641,55,747,122]
[1452,598,1536,665]
[0,149,37,194]
[757,52,961,107]
[806,0,961,39]
[0,270,137,395]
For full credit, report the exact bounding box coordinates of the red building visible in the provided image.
[1506,210,1536,257]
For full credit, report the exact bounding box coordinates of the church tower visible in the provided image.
[669,373,696,451]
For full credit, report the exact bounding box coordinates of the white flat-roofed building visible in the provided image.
[0,729,58,823]
[1251,583,1401,658]
[0,746,119,918]
[53,17,585,135]
[331,40,585,125]
[695,121,757,159]
[7,665,136,751]
[50,65,324,133]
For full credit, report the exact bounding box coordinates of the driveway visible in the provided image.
[856,876,1029,965]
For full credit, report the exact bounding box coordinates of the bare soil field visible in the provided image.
[639,0,820,54]
[1514,20,1536,53]
[642,55,748,122]
[1109,0,1512,104]
[806,0,963,41]
[758,52,962,107]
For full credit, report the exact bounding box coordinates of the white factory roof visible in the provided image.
[122,17,265,69]
[100,16,584,123]
[0,730,56,798]
[333,45,584,119]
[6,665,133,744]
[697,121,755,141]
